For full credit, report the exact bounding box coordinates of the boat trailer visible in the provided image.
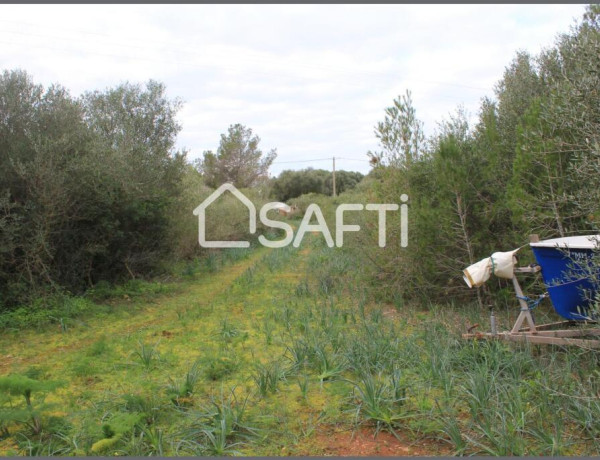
[462,235,600,348]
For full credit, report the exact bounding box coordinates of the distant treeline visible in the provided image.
[270,168,363,202]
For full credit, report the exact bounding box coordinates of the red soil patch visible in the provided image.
[308,426,450,457]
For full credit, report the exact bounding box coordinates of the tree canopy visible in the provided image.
[354,5,600,305]
[0,71,186,308]
[200,124,277,189]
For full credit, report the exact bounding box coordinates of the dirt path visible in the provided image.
[0,248,267,372]
[0,244,448,456]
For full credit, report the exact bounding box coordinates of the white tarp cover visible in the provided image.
[271,202,291,213]
[463,249,519,288]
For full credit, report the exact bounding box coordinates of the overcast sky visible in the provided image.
[0,4,586,175]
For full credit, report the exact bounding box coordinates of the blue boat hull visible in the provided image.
[531,246,598,320]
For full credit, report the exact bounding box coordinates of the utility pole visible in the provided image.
[332,156,336,197]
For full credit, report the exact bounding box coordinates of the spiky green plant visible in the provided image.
[166,363,201,406]
[253,361,286,396]
[134,341,160,370]
[349,372,408,439]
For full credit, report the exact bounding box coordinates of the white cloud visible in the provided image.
[0,4,586,175]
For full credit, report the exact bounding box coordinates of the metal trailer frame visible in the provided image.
[463,263,600,348]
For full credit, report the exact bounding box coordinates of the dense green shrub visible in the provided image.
[0,71,186,311]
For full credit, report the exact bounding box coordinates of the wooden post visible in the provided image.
[332,156,336,197]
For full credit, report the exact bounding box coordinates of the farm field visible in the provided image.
[1,236,600,456]
[3,5,600,457]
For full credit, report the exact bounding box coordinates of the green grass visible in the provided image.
[1,238,600,455]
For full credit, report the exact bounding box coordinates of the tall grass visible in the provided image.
[5,232,600,456]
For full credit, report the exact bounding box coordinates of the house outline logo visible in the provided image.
[194,183,409,249]
[192,183,256,248]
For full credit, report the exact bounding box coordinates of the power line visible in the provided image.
[271,156,371,165]
[271,157,332,164]
[336,157,371,162]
